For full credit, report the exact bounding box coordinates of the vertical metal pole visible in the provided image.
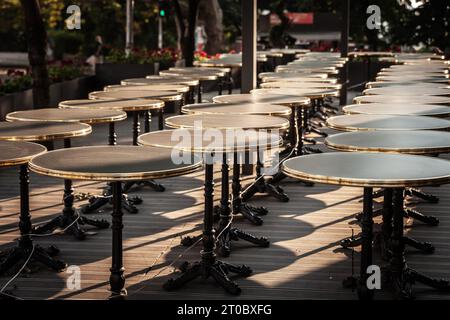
[125,0,134,56]
[241,0,257,93]
[158,17,163,49]
[339,0,350,106]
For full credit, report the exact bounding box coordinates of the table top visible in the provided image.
[212,93,311,107]
[343,103,450,117]
[363,86,450,96]
[0,121,92,141]
[6,108,127,124]
[181,102,291,116]
[257,50,283,58]
[326,114,450,132]
[348,51,395,57]
[325,130,450,155]
[89,90,182,102]
[165,114,290,131]
[375,75,449,83]
[259,72,329,80]
[29,146,202,181]
[353,94,450,105]
[251,88,340,99]
[260,81,342,90]
[276,66,338,74]
[0,141,47,167]
[159,70,219,81]
[377,71,448,77]
[105,83,190,93]
[282,152,450,188]
[138,129,282,153]
[59,99,164,112]
[288,61,344,68]
[195,59,242,68]
[123,77,199,86]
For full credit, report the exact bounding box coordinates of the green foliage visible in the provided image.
[106,48,180,68]
[0,63,85,96]
[48,30,84,59]
[0,72,32,96]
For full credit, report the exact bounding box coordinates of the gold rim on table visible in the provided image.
[104,84,190,93]
[212,93,311,107]
[324,131,450,155]
[0,141,47,167]
[88,90,183,102]
[281,152,450,188]
[138,129,283,153]
[181,103,292,117]
[29,146,202,181]
[6,108,127,124]
[0,122,92,142]
[59,99,164,112]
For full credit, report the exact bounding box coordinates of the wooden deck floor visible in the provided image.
[1,97,450,300]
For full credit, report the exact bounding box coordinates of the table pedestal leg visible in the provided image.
[389,188,450,299]
[121,111,166,194]
[164,159,252,295]
[33,139,109,240]
[342,189,434,254]
[268,107,314,187]
[240,146,289,203]
[109,181,126,299]
[216,154,269,257]
[0,165,67,276]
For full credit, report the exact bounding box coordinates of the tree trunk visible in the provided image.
[199,0,223,54]
[20,0,49,108]
[173,0,201,67]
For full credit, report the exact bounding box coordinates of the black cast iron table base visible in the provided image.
[81,184,142,214]
[165,158,252,295]
[0,165,67,276]
[389,188,450,299]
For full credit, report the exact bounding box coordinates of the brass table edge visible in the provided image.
[6,112,127,124]
[0,125,92,142]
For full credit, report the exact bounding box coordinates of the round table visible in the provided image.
[282,152,450,299]
[365,81,445,88]
[375,75,449,83]
[6,108,126,145]
[326,114,450,132]
[343,103,450,117]
[105,83,190,94]
[166,113,289,223]
[59,98,165,138]
[124,77,199,104]
[180,103,293,203]
[89,89,182,104]
[29,145,202,298]
[363,87,450,96]
[212,93,314,156]
[181,102,291,117]
[252,87,340,140]
[137,128,276,295]
[353,94,450,105]
[259,71,329,81]
[0,141,66,279]
[138,128,280,253]
[0,121,110,240]
[260,81,342,90]
[159,68,228,101]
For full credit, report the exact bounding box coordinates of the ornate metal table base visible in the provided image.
[342,190,435,254]
[0,165,67,276]
[389,188,450,299]
[165,160,252,295]
[81,184,142,214]
[33,178,110,240]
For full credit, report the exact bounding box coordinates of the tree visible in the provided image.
[20,0,49,108]
[173,0,201,66]
[198,0,224,54]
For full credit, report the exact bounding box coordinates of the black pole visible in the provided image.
[110,181,125,297]
[340,0,350,106]
[109,122,117,146]
[18,164,32,249]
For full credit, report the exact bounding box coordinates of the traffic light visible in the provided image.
[158,0,172,17]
